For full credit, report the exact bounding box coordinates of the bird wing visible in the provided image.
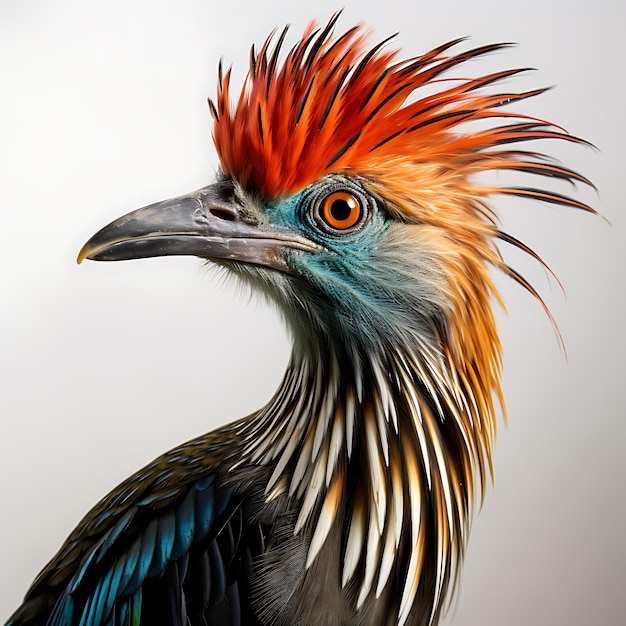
[7,433,260,626]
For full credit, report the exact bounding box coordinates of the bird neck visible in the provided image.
[230,322,491,622]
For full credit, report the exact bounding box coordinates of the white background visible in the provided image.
[1,1,624,624]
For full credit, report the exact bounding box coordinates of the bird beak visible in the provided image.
[77,181,317,272]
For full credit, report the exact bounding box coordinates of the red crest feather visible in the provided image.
[210,13,594,208]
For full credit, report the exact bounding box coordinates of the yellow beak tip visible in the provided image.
[76,246,89,264]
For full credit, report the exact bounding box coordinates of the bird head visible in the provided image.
[79,12,593,440]
[78,13,594,624]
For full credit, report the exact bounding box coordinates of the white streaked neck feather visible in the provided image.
[230,330,481,626]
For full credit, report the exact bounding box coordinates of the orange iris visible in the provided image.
[319,191,362,230]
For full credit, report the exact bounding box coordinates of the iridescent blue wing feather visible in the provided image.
[7,437,255,626]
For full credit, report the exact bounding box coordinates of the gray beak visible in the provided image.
[78,180,317,273]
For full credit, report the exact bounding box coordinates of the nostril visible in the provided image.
[209,208,236,221]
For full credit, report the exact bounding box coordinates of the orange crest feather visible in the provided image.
[210,13,594,213]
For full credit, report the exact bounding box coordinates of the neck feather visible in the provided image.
[229,323,498,625]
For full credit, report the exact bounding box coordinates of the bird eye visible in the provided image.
[313,189,369,235]
[319,191,362,230]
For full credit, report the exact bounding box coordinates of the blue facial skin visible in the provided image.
[265,175,390,291]
[263,175,405,346]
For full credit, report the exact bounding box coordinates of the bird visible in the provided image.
[6,12,595,626]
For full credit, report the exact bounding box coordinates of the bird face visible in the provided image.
[79,171,453,353]
[78,174,386,273]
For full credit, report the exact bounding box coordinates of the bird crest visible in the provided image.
[210,12,592,207]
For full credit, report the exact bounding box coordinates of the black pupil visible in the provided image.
[330,198,353,222]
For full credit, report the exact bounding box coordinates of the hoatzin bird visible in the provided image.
[6,13,594,626]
